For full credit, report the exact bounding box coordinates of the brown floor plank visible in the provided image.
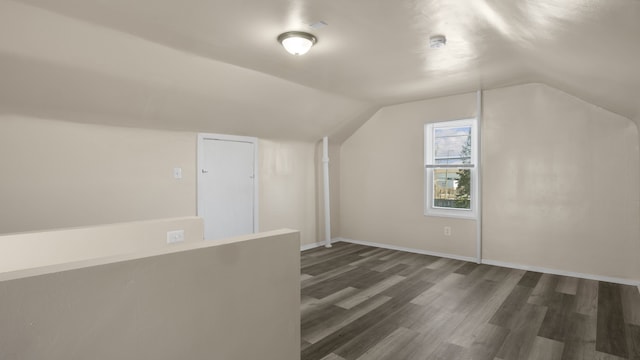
[468,323,509,360]
[495,303,547,359]
[527,336,564,360]
[302,243,362,267]
[489,284,534,328]
[336,275,405,310]
[448,269,525,348]
[483,266,512,282]
[303,267,376,299]
[528,273,560,306]
[557,276,580,295]
[320,354,346,360]
[456,264,495,288]
[575,278,599,317]
[561,312,597,360]
[348,256,386,269]
[454,262,478,275]
[348,268,397,289]
[302,303,347,335]
[425,342,470,360]
[303,251,371,276]
[537,293,575,342]
[451,279,498,317]
[303,295,391,344]
[302,265,358,289]
[518,270,543,288]
[626,324,640,360]
[354,327,420,360]
[300,244,640,360]
[594,352,628,360]
[370,252,415,272]
[597,282,629,358]
[302,280,433,360]
[302,287,359,317]
[621,286,640,326]
[382,263,412,276]
[303,339,313,351]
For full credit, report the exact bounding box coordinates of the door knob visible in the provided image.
[202,169,209,174]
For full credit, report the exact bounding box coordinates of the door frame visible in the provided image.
[197,133,259,237]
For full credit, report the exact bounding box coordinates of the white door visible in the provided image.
[198,134,257,240]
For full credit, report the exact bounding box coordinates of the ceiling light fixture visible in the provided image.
[277,31,317,56]
[429,35,447,49]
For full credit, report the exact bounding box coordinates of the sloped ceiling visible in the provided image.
[1,0,639,141]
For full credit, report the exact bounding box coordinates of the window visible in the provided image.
[425,119,477,218]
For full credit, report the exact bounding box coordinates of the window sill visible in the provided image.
[424,210,477,220]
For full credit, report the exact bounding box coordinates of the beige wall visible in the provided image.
[0,115,196,233]
[340,83,640,281]
[0,228,301,360]
[259,139,318,245]
[0,115,321,245]
[482,84,640,281]
[636,115,640,249]
[340,92,479,258]
[0,217,203,273]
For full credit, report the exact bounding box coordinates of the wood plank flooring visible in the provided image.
[300,242,640,360]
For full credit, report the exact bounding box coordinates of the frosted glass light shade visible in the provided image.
[277,31,317,56]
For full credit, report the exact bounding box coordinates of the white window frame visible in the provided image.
[424,118,478,219]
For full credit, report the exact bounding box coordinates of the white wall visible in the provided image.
[340,83,640,282]
[0,115,321,245]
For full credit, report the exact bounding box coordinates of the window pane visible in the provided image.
[434,126,472,165]
[433,168,471,209]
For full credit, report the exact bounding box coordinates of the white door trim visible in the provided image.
[197,133,259,237]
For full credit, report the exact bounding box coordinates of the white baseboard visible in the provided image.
[481,259,640,287]
[336,237,477,263]
[328,237,640,287]
[300,238,343,251]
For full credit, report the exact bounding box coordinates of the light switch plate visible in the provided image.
[167,230,185,244]
[173,167,182,179]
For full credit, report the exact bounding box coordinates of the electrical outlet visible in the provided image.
[444,226,452,236]
[173,167,182,179]
[167,230,185,244]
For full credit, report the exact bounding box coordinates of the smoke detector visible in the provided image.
[429,35,447,49]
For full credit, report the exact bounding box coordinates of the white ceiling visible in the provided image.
[2,0,639,140]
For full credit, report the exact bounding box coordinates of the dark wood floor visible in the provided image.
[300,242,640,360]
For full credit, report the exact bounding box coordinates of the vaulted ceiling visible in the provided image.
[1,0,639,141]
